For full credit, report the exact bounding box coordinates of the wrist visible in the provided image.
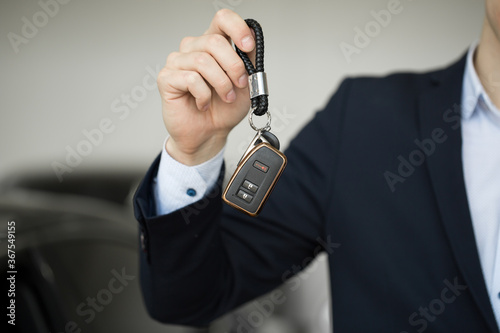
[166,134,227,166]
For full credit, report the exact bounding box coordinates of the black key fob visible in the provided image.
[223,131,287,216]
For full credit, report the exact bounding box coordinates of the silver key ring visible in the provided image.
[248,108,271,132]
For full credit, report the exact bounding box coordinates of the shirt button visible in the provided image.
[140,232,146,251]
[186,188,197,197]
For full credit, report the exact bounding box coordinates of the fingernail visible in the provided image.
[241,36,253,51]
[238,74,248,87]
[226,89,236,102]
[201,104,209,112]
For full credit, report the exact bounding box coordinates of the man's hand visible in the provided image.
[158,9,255,165]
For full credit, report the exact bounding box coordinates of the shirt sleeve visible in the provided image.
[153,137,225,216]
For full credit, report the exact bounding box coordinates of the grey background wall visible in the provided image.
[0,0,486,331]
[0,0,485,178]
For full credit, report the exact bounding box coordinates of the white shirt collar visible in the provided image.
[462,42,500,122]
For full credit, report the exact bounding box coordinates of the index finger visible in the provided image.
[204,9,255,53]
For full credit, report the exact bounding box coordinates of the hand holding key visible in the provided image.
[159,9,256,166]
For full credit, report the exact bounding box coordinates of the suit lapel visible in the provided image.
[418,54,499,333]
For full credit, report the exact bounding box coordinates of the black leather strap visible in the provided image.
[235,19,268,116]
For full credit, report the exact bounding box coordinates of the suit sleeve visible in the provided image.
[133,79,352,326]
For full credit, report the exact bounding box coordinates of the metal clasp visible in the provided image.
[248,109,271,132]
[238,130,266,166]
[248,72,268,99]
[237,130,280,166]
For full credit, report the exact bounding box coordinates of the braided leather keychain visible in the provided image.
[234,19,268,117]
[222,19,287,217]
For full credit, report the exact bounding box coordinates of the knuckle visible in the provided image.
[166,52,179,67]
[207,34,227,48]
[184,71,199,85]
[214,8,231,21]
[194,53,210,67]
[217,76,232,91]
[198,89,211,103]
[179,36,193,51]
[228,59,244,74]
[156,68,170,85]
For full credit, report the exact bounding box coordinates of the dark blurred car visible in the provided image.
[0,169,323,333]
[0,170,204,333]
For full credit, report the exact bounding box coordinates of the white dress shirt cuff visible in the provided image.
[154,138,225,216]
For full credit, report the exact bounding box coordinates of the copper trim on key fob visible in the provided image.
[223,140,287,216]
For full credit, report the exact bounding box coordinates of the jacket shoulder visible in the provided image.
[341,53,467,100]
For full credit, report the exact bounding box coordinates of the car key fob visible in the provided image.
[222,131,287,216]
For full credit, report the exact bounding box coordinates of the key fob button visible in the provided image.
[253,160,269,173]
[242,180,258,193]
[237,190,253,203]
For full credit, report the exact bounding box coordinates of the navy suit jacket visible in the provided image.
[134,54,499,333]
